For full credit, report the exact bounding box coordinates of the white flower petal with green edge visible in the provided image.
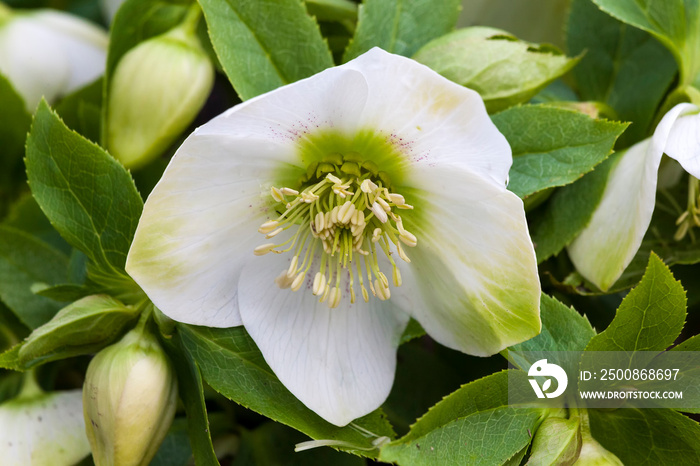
[0,390,90,466]
[663,103,700,177]
[397,164,541,356]
[128,48,541,426]
[567,142,656,291]
[344,48,512,187]
[568,103,697,291]
[0,9,106,111]
[238,252,409,427]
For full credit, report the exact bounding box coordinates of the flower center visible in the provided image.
[254,154,417,308]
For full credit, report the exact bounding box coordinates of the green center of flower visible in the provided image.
[254,153,417,308]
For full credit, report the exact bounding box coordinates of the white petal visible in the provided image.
[211,65,368,139]
[0,16,70,109]
[238,253,409,426]
[127,136,284,326]
[29,11,107,94]
[662,103,700,177]
[344,48,512,187]
[567,139,659,290]
[0,11,106,111]
[0,390,90,466]
[397,164,541,356]
[567,104,696,290]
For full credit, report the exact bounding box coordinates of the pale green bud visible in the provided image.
[83,327,177,466]
[0,5,107,111]
[526,416,581,466]
[106,8,214,169]
[574,436,624,466]
[0,373,91,466]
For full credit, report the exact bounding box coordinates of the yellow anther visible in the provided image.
[374,279,390,300]
[361,286,369,302]
[376,197,391,212]
[258,220,279,234]
[301,191,319,203]
[312,272,326,295]
[388,193,405,205]
[286,256,299,278]
[326,173,342,184]
[254,243,277,256]
[266,227,283,239]
[328,287,341,308]
[371,202,388,223]
[360,179,378,193]
[280,187,299,196]
[291,272,306,292]
[271,187,284,202]
[371,227,382,242]
[314,212,325,231]
[338,201,355,224]
[399,230,418,247]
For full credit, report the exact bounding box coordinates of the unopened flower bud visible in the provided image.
[83,326,177,466]
[575,435,624,465]
[0,5,107,111]
[106,6,214,169]
[0,372,90,466]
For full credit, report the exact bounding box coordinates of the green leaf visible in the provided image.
[150,418,193,466]
[3,194,71,255]
[672,334,700,352]
[414,27,579,113]
[508,294,595,364]
[0,344,22,371]
[590,408,700,465]
[379,371,545,465]
[567,0,677,147]
[162,332,219,466]
[585,253,686,352]
[17,295,139,368]
[343,0,461,61]
[493,104,628,198]
[54,78,103,144]
[25,101,144,302]
[530,154,615,263]
[200,0,333,100]
[383,341,466,436]
[0,73,32,219]
[178,324,394,457]
[305,0,357,24]
[0,225,69,329]
[590,0,700,88]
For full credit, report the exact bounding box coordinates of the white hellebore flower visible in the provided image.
[126,48,541,426]
[569,103,700,291]
[0,376,90,466]
[0,4,107,111]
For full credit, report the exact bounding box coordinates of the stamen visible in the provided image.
[254,243,277,256]
[257,158,418,307]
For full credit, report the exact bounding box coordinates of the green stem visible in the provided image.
[17,368,44,399]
